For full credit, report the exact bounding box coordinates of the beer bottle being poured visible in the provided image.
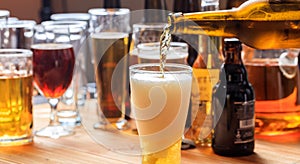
[169,0,300,49]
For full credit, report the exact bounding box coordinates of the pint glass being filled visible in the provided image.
[130,63,192,164]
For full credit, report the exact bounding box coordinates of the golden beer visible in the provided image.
[142,139,181,164]
[0,74,33,146]
[0,49,33,146]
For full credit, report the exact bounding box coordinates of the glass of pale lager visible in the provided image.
[129,63,192,164]
[0,49,33,146]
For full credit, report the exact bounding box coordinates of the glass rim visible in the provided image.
[137,42,188,51]
[88,8,130,16]
[136,42,189,59]
[31,43,73,50]
[0,20,36,28]
[0,10,9,18]
[129,63,192,74]
[91,32,129,39]
[51,13,91,21]
[41,20,87,29]
[0,49,32,57]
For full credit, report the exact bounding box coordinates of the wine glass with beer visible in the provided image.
[31,26,76,138]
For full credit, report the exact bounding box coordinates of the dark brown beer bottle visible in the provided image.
[212,38,255,156]
[103,0,121,8]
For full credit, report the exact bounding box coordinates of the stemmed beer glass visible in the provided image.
[31,25,76,138]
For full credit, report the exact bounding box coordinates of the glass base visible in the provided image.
[181,138,196,150]
[35,125,74,139]
[57,110,81,127]
[93,118,130,130]
[142,139,182,164]
[0,135,33,146]
[59,115,81,127]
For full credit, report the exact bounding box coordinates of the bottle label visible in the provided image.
[193,68,219,101]
[234,100,255,144]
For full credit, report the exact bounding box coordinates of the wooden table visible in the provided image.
[0,102,300,164]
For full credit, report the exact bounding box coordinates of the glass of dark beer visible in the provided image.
[31,41,76,138]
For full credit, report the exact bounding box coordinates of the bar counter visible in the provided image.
[0,101,299,164]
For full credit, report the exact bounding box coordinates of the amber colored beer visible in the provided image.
[91,32,129,122]
[0,74,33,146]
[245,59,300,136]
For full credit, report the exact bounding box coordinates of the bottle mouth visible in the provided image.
[168,12,183,32]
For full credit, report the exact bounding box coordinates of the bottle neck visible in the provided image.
[222,50,248,83]
[224,50,243,65]
[221,39,248,83]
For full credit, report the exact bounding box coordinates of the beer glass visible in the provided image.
[0,9,9,21]
[91,32,129,130]
[31,43,75,139]
[32,22,79,138]
[0,49,33,146]
[244,48,300,136]
[35,20,87,127]
[129,23,166,65]
[130,63,192,164]
[88,8,130,33]
[131,23,166,53]
[0,20,36,49]
[50,13,94,84]
[89,8,131,130]
[50,13,90,29]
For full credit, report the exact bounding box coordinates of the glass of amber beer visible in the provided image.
[0,49,33,146]
[129,63,192,164]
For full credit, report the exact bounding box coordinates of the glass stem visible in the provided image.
[48,98,60,126]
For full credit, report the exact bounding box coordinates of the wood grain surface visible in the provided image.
[0,102,299,164]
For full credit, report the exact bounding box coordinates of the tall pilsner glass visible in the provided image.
[89,8,131,130]
[130,63,192,164]
[91,32,129,130]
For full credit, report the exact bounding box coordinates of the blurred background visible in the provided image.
[0,0,229,23]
